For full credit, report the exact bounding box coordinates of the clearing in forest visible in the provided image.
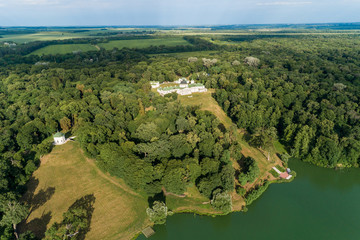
[98,37,191,50]
[237,134,283,190]
[29,44,98,55]
[166,185,224,215]
[20,141,149,240]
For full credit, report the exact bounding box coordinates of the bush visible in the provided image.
[236,186,246,196]
[245,181,270,205]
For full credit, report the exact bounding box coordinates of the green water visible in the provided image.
[138,159,360,240]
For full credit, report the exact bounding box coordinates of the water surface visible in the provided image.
[138,159,360,240]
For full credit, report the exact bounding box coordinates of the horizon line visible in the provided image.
[1,21,360,28]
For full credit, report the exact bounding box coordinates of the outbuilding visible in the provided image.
[53,132,66,145]
[179,80,188,88]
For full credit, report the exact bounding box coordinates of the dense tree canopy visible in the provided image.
[1,31,360,237]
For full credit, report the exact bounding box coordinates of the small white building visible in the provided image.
[53,132,66,145]
[150,81,160,88]
[179,79,188,88]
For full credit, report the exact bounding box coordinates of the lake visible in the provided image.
[137,159,360,240]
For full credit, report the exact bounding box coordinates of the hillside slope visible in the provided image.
[20,141,149,240]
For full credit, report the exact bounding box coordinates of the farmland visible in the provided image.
[98,37,191,50]
[0,31,93,44]
[30,44,98,55]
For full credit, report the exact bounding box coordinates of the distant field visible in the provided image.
[0,32,93,44]
[20,141,149,240]
[98,37,191,50]
[30,44,98,55]
[150,50,218,58]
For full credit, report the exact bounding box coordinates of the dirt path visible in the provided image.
[162,187,186,198]
[94,45,100,50]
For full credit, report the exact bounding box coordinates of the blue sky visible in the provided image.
[0,0,359,26]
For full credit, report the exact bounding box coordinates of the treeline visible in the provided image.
[0,36,218,66]
[0,35,156,57]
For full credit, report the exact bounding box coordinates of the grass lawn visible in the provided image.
[98,37,191,50]
[20,141,149,240]
[178,89,233,129]
[29,44,98,55]
[274,140,287,154]
[166,185,222,215]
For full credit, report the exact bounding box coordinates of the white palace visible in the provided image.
[151,78,207,96]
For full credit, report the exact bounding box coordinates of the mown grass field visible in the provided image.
[98,37,191,50]
[20,141,149,240]
[30,44,98,55]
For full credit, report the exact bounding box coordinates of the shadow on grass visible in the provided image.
[23,211,52,239]
[148,192,165,208]
[66,194,96,240]
[23,177,56,215]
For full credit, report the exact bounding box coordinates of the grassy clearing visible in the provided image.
[166,185,222,215]
[238,135,283,190]
[274,140,287,154]
[98,37,191,50]
[178,89,233,129]
[20,141,149,240]
[29,44,98,55]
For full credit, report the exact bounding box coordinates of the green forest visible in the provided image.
[0,28,360,239]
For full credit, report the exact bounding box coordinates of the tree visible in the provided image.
[244,56,260,67]
[60,116,71,132]
[134,123,160,142]
[44,195,95,240]
[0,201,29,240]
[250,127,277,161]
[146,201,170,225]
[211,190,232,213]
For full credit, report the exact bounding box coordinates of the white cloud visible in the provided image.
[257,1,312,5]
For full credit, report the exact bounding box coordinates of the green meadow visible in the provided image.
[30,44,98,55]
[98,37,191,50]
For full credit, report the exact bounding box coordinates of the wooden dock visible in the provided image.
[142,227,155,238]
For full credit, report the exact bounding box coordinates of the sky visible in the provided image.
[0,0,359,26]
